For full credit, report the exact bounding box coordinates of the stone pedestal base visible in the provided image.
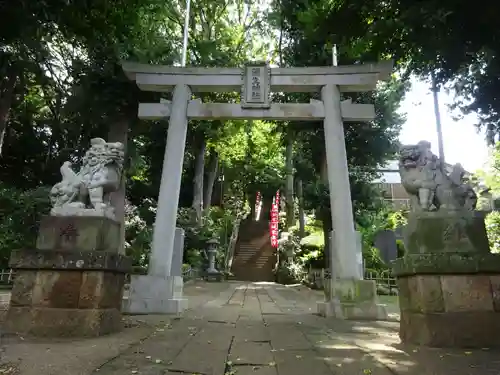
[5,305,123,337]
[203,271,223,282]
[394,253,500,347]
[123,275,188,314]
[316,279,388,320]
[4,216,131,337]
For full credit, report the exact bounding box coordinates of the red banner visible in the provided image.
[270,191,280,248]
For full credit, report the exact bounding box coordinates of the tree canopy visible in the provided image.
[0,0,494,271]
[272,0,500,141]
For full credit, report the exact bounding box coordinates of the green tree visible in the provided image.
[268,0,408,268]
[269,0,500,142]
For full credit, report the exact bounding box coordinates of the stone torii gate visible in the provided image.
[122,61,392,319]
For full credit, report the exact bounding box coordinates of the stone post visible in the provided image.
[124,84,190,314]
[321,84,358,279]
[5,216,131,337]
[354,230,364,279]
[316,84,387,320]
[149,84,191,277]
[170,227,185,277]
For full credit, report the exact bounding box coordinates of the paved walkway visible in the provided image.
[2,281,500,375]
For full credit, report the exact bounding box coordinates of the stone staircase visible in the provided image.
[230,219,277,282]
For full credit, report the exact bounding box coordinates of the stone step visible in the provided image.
[235,247,273,252]
[233,256,273,261]
[232,257,273,263]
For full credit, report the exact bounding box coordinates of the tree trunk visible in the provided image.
[203,151,219,211]
[0,67,18,155]
[108,117,129,255]
[192,136,206,224]
[285,132,294,229]
[296,178,305,238]
[320,151,328,182]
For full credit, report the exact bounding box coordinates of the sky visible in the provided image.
[398,76,490,173]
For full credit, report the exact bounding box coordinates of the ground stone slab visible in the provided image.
[168,343,229,374]
[273,349,333,375]
[230,341,274,365]
[4,281,500,375]
[231,365,278,375]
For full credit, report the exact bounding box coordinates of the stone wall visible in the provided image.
[398,273,500,347]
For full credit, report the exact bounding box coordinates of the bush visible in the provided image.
[0,184,51,268]
[177,207,238,268]
[125,204,241,270]
[273,227,319,284]
[275,262,307,284]
[0,182,240,273]
[486,211,500,253]
[125,204,152,268]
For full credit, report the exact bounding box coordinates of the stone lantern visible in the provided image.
[204,238,222,281]
[206,238,219,273]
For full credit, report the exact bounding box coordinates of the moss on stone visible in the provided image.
[404,210,489,254]
[393,253,500,276]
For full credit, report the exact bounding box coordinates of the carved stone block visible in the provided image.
[394,257,500,347]
[5,216,130,337]
[399,310,500,347]
[36,216,120,252]
[4,306,122,337]
[403,211,490,255]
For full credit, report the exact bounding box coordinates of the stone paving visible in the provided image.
[98,281,500,375]
[2,281,500,375]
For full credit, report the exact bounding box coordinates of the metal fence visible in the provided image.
[364,270,398,295]
[0,266,203,296]
[307,268,398,295]
[0,269,14,288]
[182,266,200,281]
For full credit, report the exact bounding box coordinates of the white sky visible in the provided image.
[398,76,490,173]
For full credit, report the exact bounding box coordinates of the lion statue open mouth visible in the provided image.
[398,140,476,212]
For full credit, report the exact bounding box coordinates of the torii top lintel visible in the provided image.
[122,60,393,93]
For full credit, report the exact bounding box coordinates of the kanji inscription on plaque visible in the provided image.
[241,62,271,109]
[59,222,79,245]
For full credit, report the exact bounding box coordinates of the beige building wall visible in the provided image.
[375,182,410,210]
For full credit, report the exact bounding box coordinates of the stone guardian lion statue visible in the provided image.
[50,137,125,220]
[398,140,477,212]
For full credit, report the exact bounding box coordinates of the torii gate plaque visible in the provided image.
[240,62,271,109]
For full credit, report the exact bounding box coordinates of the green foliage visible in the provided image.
[486,212,500,254]
[270,0,408,263]
[177,207,237,267]
[0,0,280,275]
[0,184,51,267]
[0,0,446,280]
[270,0,500,140]
[298,220,324,268]
[476,142,500,193]
[357,206,408,270]
[474,142,500,252]
[221,120,285,200]
[275,262,307,285]
[125,204,153,269]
